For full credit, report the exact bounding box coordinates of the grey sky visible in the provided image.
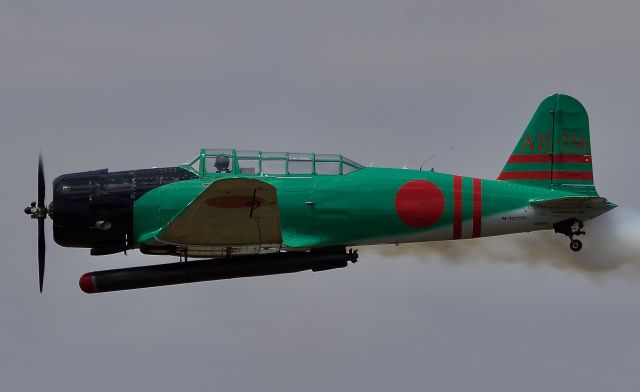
[2,1,640,391]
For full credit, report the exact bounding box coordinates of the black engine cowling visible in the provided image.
[50,167,197,254]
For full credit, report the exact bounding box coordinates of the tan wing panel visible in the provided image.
[156,178,281,247]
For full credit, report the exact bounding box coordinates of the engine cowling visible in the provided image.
[51,167,197,254]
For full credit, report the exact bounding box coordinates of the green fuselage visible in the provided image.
[133,167,606,250]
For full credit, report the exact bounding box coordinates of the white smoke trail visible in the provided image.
[368,208,640,276]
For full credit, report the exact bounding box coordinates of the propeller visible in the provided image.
[24,153,48,292]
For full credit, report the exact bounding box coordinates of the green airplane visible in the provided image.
[24,94,615,293]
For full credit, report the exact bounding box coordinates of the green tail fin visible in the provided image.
[498,94,597,196]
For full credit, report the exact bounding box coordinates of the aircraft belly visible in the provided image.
[481,207,547,236]
[352,203,611,246]
[353,207,547,246]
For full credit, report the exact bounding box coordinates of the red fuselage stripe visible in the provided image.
[497,171,594,180]
[507,154,592,164]
[472,178,482,238]
[453,176,462,239]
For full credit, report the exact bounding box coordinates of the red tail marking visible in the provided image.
[506,154,592,164]
[453,176,462,239]
[472,178,482,238]
[497,171,593,181]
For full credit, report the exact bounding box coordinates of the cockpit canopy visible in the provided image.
[181,149,365,177]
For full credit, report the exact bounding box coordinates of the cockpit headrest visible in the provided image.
[214,156,230,172]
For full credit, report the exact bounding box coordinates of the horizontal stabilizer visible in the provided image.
[530,196,612,209]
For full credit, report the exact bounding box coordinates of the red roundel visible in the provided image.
[395,180,445,228]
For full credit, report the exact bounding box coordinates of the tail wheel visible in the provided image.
[570,239,582,252]
[554,219,586,252]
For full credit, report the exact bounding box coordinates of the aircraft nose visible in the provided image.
[51,169,131,251]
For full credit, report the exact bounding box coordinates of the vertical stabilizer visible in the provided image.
[498,94,596,195]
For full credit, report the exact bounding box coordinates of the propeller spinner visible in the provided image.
[23,154,48,292]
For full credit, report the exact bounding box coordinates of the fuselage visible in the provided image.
[131,167,612,250]
[50,159,614,257]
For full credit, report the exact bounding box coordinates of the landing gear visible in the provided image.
[553,218,585,252]
[570,239,582,252]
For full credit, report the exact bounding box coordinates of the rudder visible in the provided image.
[498,94,596,195]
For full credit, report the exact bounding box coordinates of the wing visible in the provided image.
[155,178,281,256]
